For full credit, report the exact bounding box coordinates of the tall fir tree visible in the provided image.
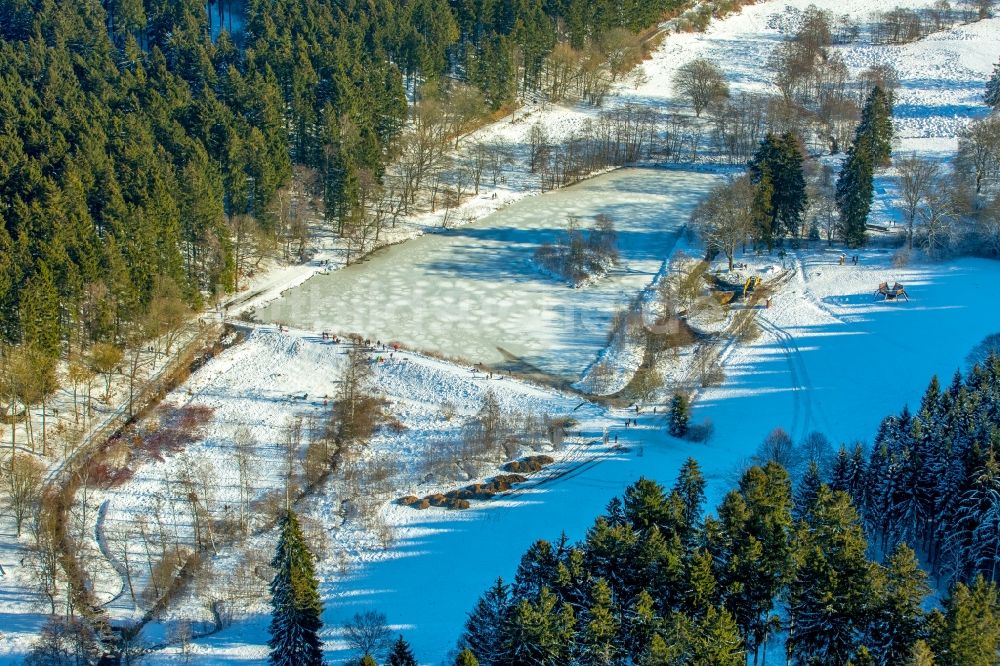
[462,578,511,666]
[578,578,620,666]
[859,86,894,168]
[984,57,1000,108]
[455,648,479,666]
[793,461,823,523]
[836,128,875,248]
[19,261,61,358]
[867,544,929,665]
[387,635,418,666]
[268,511,324,666]
[668,393,689,438]
[928,576,1000,666]
[909,640,937,666]
[837,86,894,248]
[787,487,873,666]
[504,587,576,666]
[673,458,706,551]
[749,133,807,243]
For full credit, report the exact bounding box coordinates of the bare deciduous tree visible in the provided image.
[896,154,940,249]
[343,610,392,659]
[108,521,138,605]
[957,113,1000,198]
[89,342,123,403]
[5,454,44,536]
[28,497,62,615]
[145,278,191,355]
[974,201,1000,256]
[673,58,730,117]
[754,427,801,476]
[26,616,99,665]
[233,427,259,535]
[920,178,958,257]
[691,176,756,270]
[487,139,513,186]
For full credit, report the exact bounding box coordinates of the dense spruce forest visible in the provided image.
[454,357,1000,666]
[0,0,693,358]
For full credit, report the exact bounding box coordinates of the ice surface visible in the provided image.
[257,169,723,381]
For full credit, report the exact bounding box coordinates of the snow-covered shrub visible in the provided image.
[534,215,619,286]
[892,247,910,268]
[685,418,714,443]
[967,333,1000,370]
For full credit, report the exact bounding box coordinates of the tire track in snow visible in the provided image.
[757,316,811,445]
[794,251,849,326]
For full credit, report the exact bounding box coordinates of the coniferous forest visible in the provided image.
[455,358,1000,666]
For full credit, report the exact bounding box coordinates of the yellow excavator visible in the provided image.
[743,276,761,299]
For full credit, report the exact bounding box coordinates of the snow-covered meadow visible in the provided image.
[133,252,1000,666]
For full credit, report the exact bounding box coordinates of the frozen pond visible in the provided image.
[257,168,723,380]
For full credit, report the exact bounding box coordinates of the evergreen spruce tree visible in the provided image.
[513,541,560,599]
[964,454,1000,582]
[604,497,626,527]
[830,446,853,493]
[668,393,689,438]
[624,589,659,661]
[850,646,875,666]
[584,516,641,603]
[837,86,894,248]
[836,132,875,248]
[693,606,745,666]
[682,549,717,616]
[578,578,620,665]
[709,464,793,664]
[749,133,807,241]
[462,578,511,666]
[929,576,1000,666]
[387,635,418,666]
[751,167,776,249]
[788,487,873,666]
[673,458,706,550]
[504,587,575,666]
[867,544,929,665]
[859,86,894,167]
[983,57,1000,108]
[909,640,937,666]
[641,632,676,665]
[623,478,670,533]
[19,261,61,358]
[793,462,823,522]
[268,511,324,666]
[455,648,479,666]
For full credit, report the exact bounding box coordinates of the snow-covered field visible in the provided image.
[257,168,723,381]
[136,253,1000,666]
